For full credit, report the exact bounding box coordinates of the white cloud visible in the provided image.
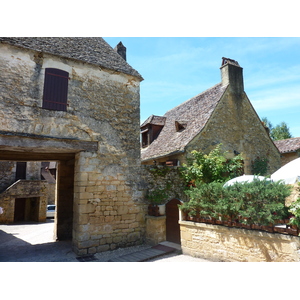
[249,85,300,111]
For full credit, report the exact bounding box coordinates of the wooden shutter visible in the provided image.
[16,162,27,180]
[42,68,69,111]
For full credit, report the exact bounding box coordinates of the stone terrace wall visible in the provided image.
[180,221,300,262]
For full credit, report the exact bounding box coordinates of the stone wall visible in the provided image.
[0,180,48,223]
[280,152,300,166]
[0,42,145,255]
[0,162,15,192]
[0,161,42,193]
[139,165,187,204]
[187,91,281,175]
[180,220,300,262]
[145,216,166,245]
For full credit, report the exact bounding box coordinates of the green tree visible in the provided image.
[262,117,292,140]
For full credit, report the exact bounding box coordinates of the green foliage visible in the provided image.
[262,117,292,141]
[148,166,170,178]
[146,188,168,205]
[251,157,269,176]
[180,179,291,225]
[288,185,300,227]
[272,122,292,140]
[180,144,243,184]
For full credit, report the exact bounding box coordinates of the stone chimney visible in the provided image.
[114,41,127,61]
[220,57,244,94]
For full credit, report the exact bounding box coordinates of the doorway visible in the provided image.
[166,198,182,244]
[14,197,40,222]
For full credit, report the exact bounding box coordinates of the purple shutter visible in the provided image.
[42,68,69,111]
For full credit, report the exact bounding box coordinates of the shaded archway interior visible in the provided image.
[0,146,77,241]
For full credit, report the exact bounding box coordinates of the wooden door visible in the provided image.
[166,198,181,244]
[14,198,26,222]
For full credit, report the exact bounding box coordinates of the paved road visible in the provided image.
[0,220,212,262]
[0,219,77,262]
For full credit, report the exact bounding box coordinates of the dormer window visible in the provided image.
[175,121,187,132]
[141,115,166,148]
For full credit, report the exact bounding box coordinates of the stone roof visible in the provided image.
[274,137,300,153]
[141,83,227,161]
[141,115,166,127]
[0,37,143,81]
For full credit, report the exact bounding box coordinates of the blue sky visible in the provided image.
[104,37,300,138]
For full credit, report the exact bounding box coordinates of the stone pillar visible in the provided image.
[145,215,166,245]
[55,158,75,241]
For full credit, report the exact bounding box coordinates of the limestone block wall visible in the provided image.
[180,221,300,262]
[187,91,281,175]
[280,152,299,166]
[0,180,48,223]
[0,42,146,255]
[0,161,42,193]
[145,216,166,245]
[0,162,15,192]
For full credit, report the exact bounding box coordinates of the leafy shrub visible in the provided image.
[251,157,269,176]
[288,186,300,227]
[179,179,291,225]
[180,144,243,185]
[146,188,168,205]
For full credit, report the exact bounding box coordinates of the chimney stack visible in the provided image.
[114,41,127,61]
[220,57,244,94]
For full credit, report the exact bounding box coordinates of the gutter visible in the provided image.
[141,149,185,163]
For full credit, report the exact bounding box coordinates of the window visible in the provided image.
[42,68,69,111]
[175,121,187,132]
[16,162,26,180]
[141,125,164,148]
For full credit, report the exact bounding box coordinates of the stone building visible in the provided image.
[0,37,145,255]
[141,57,281,175]
[0,161,51,223]
[274,137,300,166]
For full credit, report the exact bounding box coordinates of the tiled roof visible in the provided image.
[0,37,143,80]
[141,83,227,161]
[141,115,166,127]
[274,137,300,153]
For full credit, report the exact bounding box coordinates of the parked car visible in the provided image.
[46,205,55,218]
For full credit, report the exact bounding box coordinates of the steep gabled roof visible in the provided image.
[0,37,143,81]
[141,115,166,127]
[141,82,228,161]
[274,137,300,153]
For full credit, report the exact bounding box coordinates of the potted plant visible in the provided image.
[146,188,168,216]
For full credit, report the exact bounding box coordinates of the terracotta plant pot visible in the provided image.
[274,227,286,234]
[215,220,223,225]
[241,223,251,229]
[262,225,274,233]
[287,228,299,236]
[251,224,262,230]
